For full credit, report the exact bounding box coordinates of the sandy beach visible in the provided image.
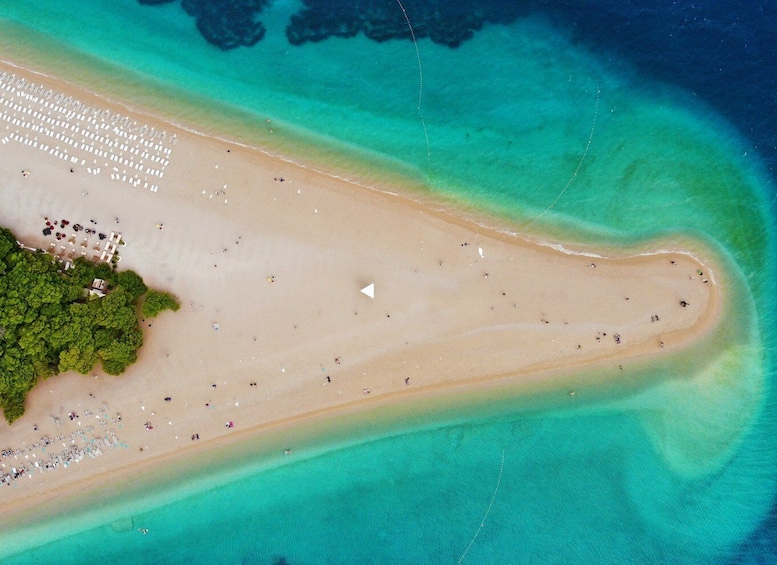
[0,58,721,519]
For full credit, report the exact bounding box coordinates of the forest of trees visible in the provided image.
[0,225,179,424]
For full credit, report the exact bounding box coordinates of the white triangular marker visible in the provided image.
[360,283,374,299]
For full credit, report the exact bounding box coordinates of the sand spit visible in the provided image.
[0,59,720,517]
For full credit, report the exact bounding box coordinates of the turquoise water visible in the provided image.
[1,0,775,563]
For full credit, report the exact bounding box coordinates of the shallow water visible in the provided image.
[0,1,775,562]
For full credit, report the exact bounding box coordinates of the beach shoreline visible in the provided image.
[0,54,723,529]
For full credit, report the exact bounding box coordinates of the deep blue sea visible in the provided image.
[0,1,776,563]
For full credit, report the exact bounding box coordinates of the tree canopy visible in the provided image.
[0,226,179,424]
[141,289,181,318]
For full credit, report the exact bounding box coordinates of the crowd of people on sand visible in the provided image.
[0,70,175,193]
[1,402,127,488]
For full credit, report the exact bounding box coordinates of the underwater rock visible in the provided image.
[182,0,268,50]
[137,0,527,50]
[138,0,269,50]
[285,0,508,48]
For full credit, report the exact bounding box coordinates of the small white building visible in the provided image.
[89,278,107,298]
